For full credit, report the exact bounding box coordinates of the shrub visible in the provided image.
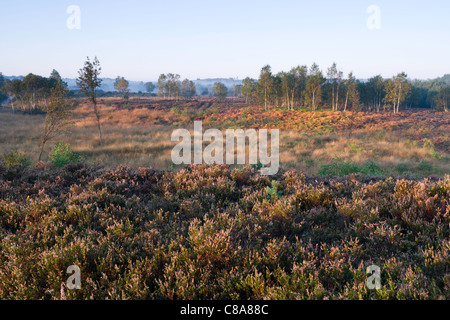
[171,107,181,115]
[49,142,81,167]
[417,160,433,174]
[305,159,315,169]
[1,149,31,168]
[266,180,282,200]
[319,160,357,176]
[347,142,364,155]
[362,160,384,176]
[423,138,443,159]
[395,163,411,175]
[319,159,384,177]
[251,161,264,172]
[0,164,448,300]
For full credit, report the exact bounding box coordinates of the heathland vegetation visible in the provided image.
[0,58,449,300]
[0,164,448,299]
[0,58,449,175]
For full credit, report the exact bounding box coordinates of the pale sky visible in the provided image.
[1,0,449,81]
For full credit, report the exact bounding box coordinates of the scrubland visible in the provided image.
[0,98,449,300]
[0,98,449,176]
[0,163,448,299]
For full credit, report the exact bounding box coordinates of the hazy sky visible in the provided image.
[1,0,449,81]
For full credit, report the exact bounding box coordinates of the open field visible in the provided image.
[1,97,449,300]
[1,97,449,177]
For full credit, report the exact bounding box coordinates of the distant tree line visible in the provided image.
[2,63,449,113]
[0,69,74,162]
[157,74,196,100]
[0,70,66,113]
[241,64,449,112]
[0,73,6,103]
[1,58,448,165]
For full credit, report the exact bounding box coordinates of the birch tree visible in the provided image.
[385,72,410,113]
[76,56,103,146]
[343,72,359,111]
[304,63,324,111]
[38,80,72,161]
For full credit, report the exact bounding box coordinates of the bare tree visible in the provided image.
[38,80,72,161]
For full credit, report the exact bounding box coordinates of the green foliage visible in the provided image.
[171,106,181,115]
[423,138,443,159]
[319,158,384,176]
[114,76,130,100]
[76,56,103,146]
[251,161,264,172]
[417,160,433,174]
[304,63,324,111]
[0,73,6,103]
[363,160,385,175]
[181,79,196,99]
[347,142,364,155]
[395,163,411,175]
[266,180,282,200]
[384,72,410,113]
[213,82,228,101]
[49,142,81,167]
[305,159,315,168]
[244,63,446,111]
[145,81,155,94]
[157,73,182,98]
[76,56,102,104]
[38,79,72,161]
[1,149,31,168]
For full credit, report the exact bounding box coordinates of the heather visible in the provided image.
[0,162,448,300]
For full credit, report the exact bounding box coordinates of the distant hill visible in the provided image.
[62,78,148,93]
[3,73,448,93]
[63,77,243,94]
[2,75,243,94]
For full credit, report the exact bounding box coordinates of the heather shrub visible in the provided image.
[281,169,306,193]
[293,184,334,211]
[1,149,31,168]
[230,166,254,186]
[0,164,448,300]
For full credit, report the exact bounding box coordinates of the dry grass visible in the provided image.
[1,97,449,176]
